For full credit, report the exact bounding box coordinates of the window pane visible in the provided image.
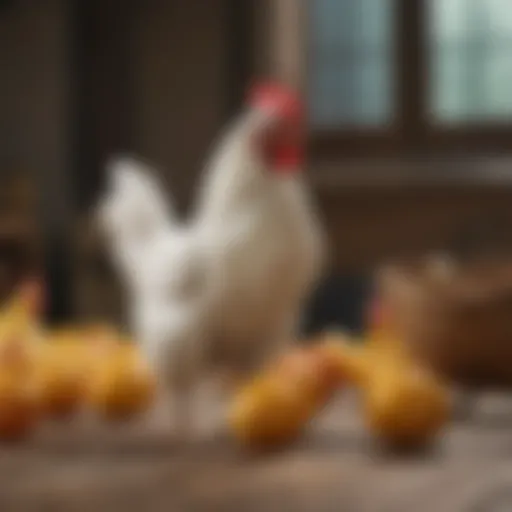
[430,0,512,123]
[309,0,394,129]
[484,45,512,117]
[487,0,512,33]
[434,48,473,122]
[431,0,477,41]
[358,58,391,125]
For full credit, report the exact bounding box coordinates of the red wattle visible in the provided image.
[272,146,303,174]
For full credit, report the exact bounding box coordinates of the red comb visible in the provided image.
[247,81,302,122]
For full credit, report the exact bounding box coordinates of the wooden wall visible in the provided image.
[131,0,230,210]
[0,0,70,305]
[317,183,512,272]
[74,0,231,212]
[74,0,233,321]
[4,1,512,323]
[0,0,71,223]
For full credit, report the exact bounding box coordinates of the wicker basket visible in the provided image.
[375,214,512,387]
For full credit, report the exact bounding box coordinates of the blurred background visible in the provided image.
[1,0,512,331]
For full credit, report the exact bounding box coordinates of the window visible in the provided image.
[309,0,395,129]
[430,0,512,123]
[308,0,512,156]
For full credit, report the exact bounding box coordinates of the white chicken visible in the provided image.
[192,82,326,372]
[97,82,326,438]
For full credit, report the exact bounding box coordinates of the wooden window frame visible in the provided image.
[258,0,512,160]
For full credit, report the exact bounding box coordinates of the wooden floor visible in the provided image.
[2,392,512,511]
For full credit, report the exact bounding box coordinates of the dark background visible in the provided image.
[1,0,512,333]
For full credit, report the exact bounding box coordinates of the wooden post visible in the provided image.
[269,0,305,90]
[5,0,75,324]
[225,0,255,117]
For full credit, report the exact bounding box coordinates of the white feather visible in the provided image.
[97,111,326,437]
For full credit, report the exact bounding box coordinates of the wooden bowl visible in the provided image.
[375,257,512,387]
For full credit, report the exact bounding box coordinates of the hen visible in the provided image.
[97,82,326,437]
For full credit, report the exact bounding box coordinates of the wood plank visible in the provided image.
[2,393,512,510]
